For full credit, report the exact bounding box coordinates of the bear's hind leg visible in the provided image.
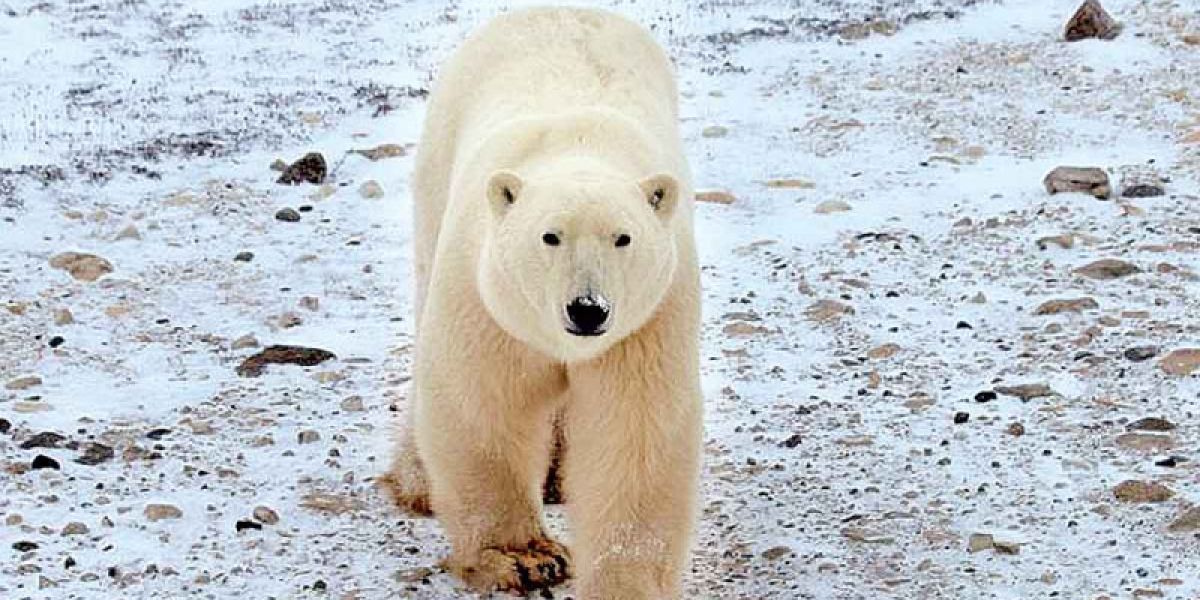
[379,414,432,516]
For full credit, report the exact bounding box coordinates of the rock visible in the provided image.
[49,252,113,282]
[12,541,38,552]
[805,299,854,322]
[231,334,259,351]
[61,522,89,536]
[814,199,851,214]
[187,420,214,435]
[1124,346,1159,362]
[974,391,997,403]
[839,19,898,40]
[1168,507,1200,532]
[1075,259,1140,280]
[953,412,970,424]
[1160,348,1200,376]
[764,178,814,189]
[270,158,288,171]
[1064,0,1121,41]
[1115,433,1175,452]
[1120,170,1165,198]
[252,506,280,525]
[13,401,52,413]
[53,308,74,325]
[1034,297,1098,315]
[144,504,183,521]
[1113,480,1173,503]
[1036,234,1076,250]
[234,251,254,262]
[994,383,1055,401]
[74,442,114,466]
[31,455,60,470]
[5,375,42,391]
[1043,166,1110,199]
[114,224,141,241]
[761,546,792,561]
[993,541,1021,555]
[351,143,407,161]
[967,533,994,553]
[701,125,728,138]
[1006,422,1026,436]
[298,430,321,444]
[277,312,303,329]
[1127,417,1175,432]
[276,152,327,185]
[298,296,320,311]
[275,208,301,222]
[20,432,66,450]
[340,396,365,412]
[310,183,336,201]
[779,433,803,448]
[840,527,894,544]
[358,180,384,199]
[236,345,337,377]
[695,190,735,205]
[0,418,9,434]
[299,492,365,515]
[867,343,900,360]
[722,321,770,337]
[232,519,262,533]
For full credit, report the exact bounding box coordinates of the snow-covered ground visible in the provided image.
[2,0,1199,598]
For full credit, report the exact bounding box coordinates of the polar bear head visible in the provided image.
[478,166,680,362]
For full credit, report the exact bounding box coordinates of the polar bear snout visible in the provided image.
[563,293,611,337]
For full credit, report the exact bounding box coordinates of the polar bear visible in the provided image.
[382,7,702,599]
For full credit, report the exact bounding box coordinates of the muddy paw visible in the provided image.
[452,539,573,594]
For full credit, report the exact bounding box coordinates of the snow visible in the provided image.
[2,0,1198,598]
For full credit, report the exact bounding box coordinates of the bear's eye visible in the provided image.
[614,234,631,248]
[542,232,561,246]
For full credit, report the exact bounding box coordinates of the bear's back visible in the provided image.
[438,7,679,145]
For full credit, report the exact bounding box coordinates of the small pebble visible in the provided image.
[275,208,301,222]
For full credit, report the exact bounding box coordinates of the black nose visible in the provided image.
[565,296,610,336]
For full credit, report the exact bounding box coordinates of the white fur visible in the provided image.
[385,8,703,599]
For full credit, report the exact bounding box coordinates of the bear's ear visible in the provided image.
[638,173,679,221]
[487,170,523,219]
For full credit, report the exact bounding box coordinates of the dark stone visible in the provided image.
[49,335,65,348]
[31,454,60,470]
[1124,346,1159,362]
[1064,0,1121,41]
[75,442,114,466]
[276,152,327,185]
[236,345,337,377]
[1127,417,1175,432]
[20,431,66,450]
[275,207,301,222]
[235,519,263,532]
[12,541,38,552]
[974,391,997,403]
[953,412,970,424]
[0,418,9,434]
[234,252,254,262]
[779,433,804,448]
[146,428,172,440]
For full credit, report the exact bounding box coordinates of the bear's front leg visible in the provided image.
[565,337,703,600]
[415,360,571,595]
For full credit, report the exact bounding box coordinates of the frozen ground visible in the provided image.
[2,0,1199,598]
